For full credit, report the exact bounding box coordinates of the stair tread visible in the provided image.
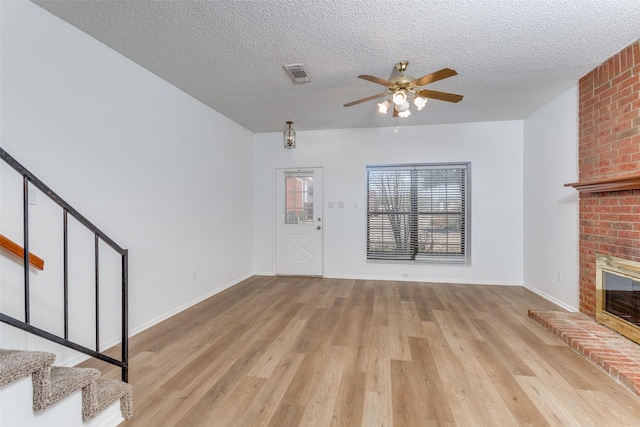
[0,349,55,387]
[46,366,101,406]
[83,378,133,421]
[96,378,132,404]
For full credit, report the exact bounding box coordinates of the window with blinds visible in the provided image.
[366,163,469,263]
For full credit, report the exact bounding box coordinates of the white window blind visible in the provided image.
[366,163,469,263]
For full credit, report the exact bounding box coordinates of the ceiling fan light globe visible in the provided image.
[414,96,427,110]
[396,100,410,113]
[377,100,391,114]
[392,90,407,105]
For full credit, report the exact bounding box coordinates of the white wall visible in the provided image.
[523,86,579,311]
[254,121,524,285]
[1,1,254,362]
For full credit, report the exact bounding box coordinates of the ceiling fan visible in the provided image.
[343,61,463,118]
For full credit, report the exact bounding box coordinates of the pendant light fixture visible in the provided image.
[284,121,295,149]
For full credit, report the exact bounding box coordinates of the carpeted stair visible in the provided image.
[0,348,132,421]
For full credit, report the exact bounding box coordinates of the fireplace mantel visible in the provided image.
[565,173,640,193]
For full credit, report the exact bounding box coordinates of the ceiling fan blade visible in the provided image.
[358,75,395,87]
[343,92,389,107]
[393,107,399,117]
[412,68,457,87]
[417,89,463,103]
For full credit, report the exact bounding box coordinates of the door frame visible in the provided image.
[273,167,324,276]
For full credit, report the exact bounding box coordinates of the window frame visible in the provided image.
[366,162,470,265]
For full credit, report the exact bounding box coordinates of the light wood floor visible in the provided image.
[84,276,640,426]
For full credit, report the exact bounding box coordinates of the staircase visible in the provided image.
[0,349,132,425]
[1,146,132,425]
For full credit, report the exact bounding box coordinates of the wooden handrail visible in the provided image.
[0,234,44,270]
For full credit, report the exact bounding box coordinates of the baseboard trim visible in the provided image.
[522,282,577,312]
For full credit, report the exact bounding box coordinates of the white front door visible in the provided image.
[276,168,323,276]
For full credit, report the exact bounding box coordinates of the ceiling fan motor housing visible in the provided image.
[391,61,414,89]
[391,75,415,89]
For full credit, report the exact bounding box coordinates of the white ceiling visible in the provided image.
[31,0,640,133]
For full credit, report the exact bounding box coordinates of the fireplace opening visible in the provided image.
[604,272,640,324]
[596,254,640,344]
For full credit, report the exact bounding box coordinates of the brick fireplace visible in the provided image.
[530,40,640,399]
[576,39,640,318]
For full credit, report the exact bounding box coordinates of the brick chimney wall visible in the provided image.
[578,40,640,317]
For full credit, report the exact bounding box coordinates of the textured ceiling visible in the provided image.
[31,0,640,133]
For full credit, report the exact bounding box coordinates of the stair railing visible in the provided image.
[0,147,128,382]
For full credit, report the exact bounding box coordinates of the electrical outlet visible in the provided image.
[402,273,409,278]
[557,272,563,282]
[193,272,197,282]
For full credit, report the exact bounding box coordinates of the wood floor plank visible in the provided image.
[399,300,424,337]
[266,403,305,427]
[430,309,520,426]
[468,338,548,425]
[404,337,454,423]
[372,281,390,328]
[297,345,346,426]
[292,308,327,354]
[364,325,390,393]
[122,388,187,427]
[249,318,308,378]
[334,278,355,299]
[98,276,640,426]
[279,342,334,407]
[316,281,342,310]
[192,374,266,427]
[576,389,640,426]
[236,353,306,426]
[362,391,392,427]
[330,369,366,427]
[171,338,270,426]
[411,289,434,322]
[515,375,585,426]
[388,301,412,361]
[470,317,536,376]
[160,321,253,391]
[330,300,363,347]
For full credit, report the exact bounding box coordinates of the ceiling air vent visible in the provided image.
[283,63,311,83]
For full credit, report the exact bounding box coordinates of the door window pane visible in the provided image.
[285,173,314,224]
